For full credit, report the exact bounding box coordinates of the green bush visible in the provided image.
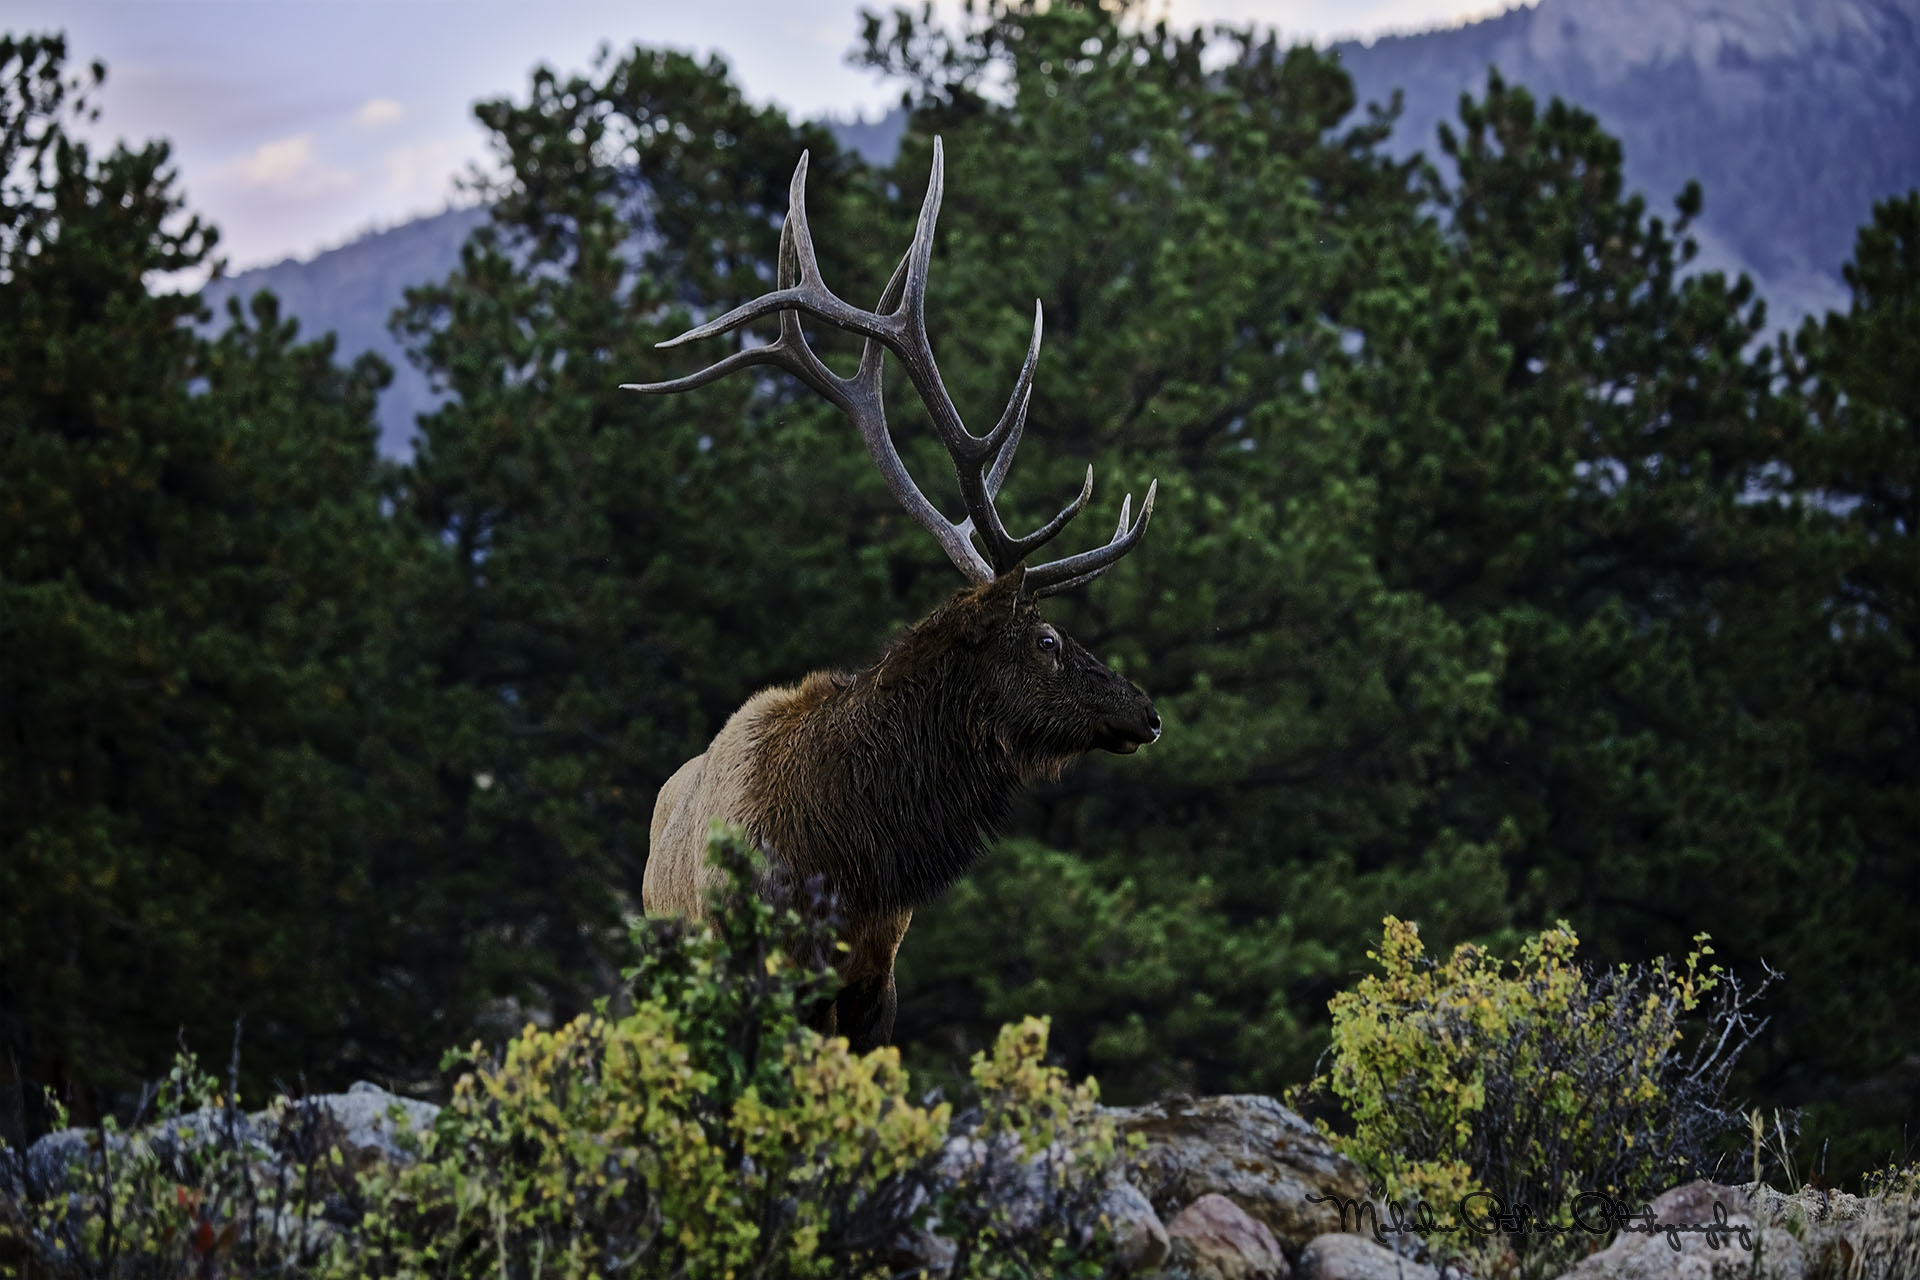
[1299,917,1773,1279]
[343,829,1123,1278]
[1,828,1126,1279]
[0,1051,348,1278]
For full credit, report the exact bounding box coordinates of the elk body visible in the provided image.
[626,140,1159,1052]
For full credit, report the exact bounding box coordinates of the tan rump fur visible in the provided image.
[643,683,914,997]
[643,684,795,921]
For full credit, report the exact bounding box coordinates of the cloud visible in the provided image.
[356,97,404,127]
[220,133,353,197]
[1158,0,1537,43]
[381,137,470,205]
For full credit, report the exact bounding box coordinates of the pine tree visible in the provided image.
[3,36,435,1131]
[1773,194,1920,1164]
[1341,72,1915,1158]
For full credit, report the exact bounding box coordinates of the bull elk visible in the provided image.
[624,139,1159,1051]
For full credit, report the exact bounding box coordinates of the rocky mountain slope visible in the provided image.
[205,0,1920,457]
[204,205,486,459]
[1336,0,1918,328]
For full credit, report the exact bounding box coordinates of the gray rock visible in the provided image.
[1108,1095,1369,1249]
[890,1130,1167,1276]
[927,1132,1060,1236]
[305,1083,440,1168]
[891,1225,959,1278]
[1164,1192,1290,1279]
[0,1113,263,1204]
[1098,1179,1171,1272]
[0,1127,102,1202]
[1741,1179,1920,1277]
[146,1104,274,1164]
[1742,1179,1872,1228]
[1553,1181,1805,1280]
[2,1083,439,1204]
[1295,1231,1442,1280]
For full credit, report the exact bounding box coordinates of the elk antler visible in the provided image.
[621,138,1154,598]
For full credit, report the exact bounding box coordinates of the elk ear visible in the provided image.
[993,564,1028,605]
[963,567,1027,643]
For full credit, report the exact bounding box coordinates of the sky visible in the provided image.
[13,1,1537,270]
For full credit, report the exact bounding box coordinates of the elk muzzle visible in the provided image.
[1096,691,1161,755]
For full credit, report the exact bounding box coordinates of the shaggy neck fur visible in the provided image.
[743,598,1045,915]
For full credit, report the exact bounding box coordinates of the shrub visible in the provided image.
[2,827,1126,1278]
[1299,917,1772,1279]
[339,828,1123,1277]
[1846,1165,1920,1280]
[0,1048,348,1278]
[340,1005,946,1276]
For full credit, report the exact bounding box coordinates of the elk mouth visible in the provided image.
[1096,710,1162,754]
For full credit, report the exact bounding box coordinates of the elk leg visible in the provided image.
[835,970,898,1053]
[803,991,838,1040]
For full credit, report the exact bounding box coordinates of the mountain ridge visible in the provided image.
[205,205,488,457]
[1333,0,1916,315]
[204,0,1920,458]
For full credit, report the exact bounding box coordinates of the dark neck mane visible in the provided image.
[745,640,1024,915]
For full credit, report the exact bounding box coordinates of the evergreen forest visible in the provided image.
[3,1,1915,1185]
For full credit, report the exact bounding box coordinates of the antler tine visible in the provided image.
[840,244,995,583]
[876,140,997,464]
[624,189,841,405]
[620,344,807,399]
[784,150,824,288]
[955,301,1051,548]
[1025,479,1158,598]
[985,385,1028,499]
[653,151,893,354]
[903,137,943,314]
[1003,465,1094,561]
[766,178,843,403]
[854,246,911,384]
[982,301,1043,498]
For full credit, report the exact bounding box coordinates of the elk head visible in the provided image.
[887,567,1162,779]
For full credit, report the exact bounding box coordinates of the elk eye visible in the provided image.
[1036,631,1058,653]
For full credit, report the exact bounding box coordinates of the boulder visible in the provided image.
[1575,1179,1920,1280]
[1742,1180,1871,1229]
[1,1082,437,1202]
[1108,1095,1369,1249]
[1164,1192,1291,1279]
[308,1081,440,1169]
[1552,1181,1805,1280]
[924,1133,1076,1236]
[1100,1179,1172,1271]
[1294,1231,1443,1280]
[0,1127,99,1203]
[891,1131,1168,1276]
[1742,1179,1920,1277]
[891,1226,959,1278]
